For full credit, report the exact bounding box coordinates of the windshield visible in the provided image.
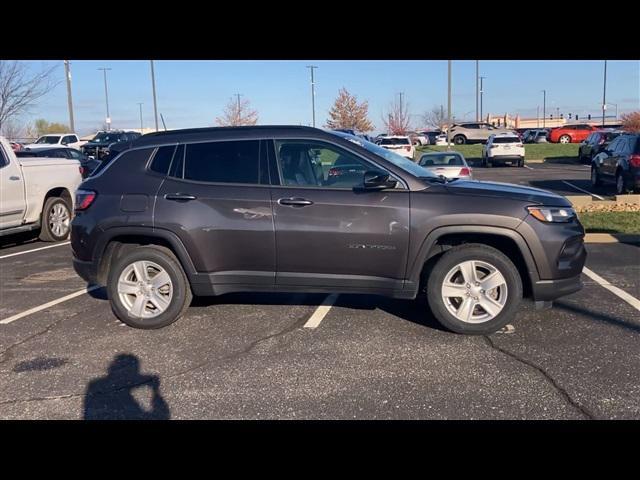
[35,136,60,144]
[90,133,121,143]
[329,131,438,179]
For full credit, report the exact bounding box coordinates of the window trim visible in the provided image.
[269,138,407,191]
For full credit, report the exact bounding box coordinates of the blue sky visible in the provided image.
[16,60,640,135]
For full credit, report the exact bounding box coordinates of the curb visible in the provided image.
[584,233,640,244]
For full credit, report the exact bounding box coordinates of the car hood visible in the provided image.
[443,179,571,206]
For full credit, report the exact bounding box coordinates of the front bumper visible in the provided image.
[531,274,583,301]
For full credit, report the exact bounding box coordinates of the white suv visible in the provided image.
[378,136,415,159]
[482,133,525,167]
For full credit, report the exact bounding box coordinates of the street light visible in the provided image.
[541,90,546,128]
[137,103,143,131]
[479,76,486,122]
[602,60,607,127]
[98,67,112,131]
[150,60,159,132]
[306,66,318,127]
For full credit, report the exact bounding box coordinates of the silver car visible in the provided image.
[447,122,515,145]
[418,151,473,180]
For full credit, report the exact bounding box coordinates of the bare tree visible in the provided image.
[422,105,447,131]
[0,118,26,141]
[382,95,411,135]
[0,61,59,133]
[325,88,374,132]
[215,97,258,126]
[621,111,640,133]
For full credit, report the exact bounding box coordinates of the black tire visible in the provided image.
[590,166,602,187]
[107,245,193,329]
[615,170,627,195]
[486,159,493,168]
[559,134,571,144]
[453,135,466,145]
[39,197,72,242]
[425,244,523,335]
[517,157,524,167]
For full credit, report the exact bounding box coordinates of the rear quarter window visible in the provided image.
[149,145,176,175]
[91,147,154,177]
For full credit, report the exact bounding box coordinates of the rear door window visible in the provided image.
[183,140,261,184]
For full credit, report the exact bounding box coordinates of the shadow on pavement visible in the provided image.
[0,231,39,250]
[554,300,640,334]
[84,353,170,420]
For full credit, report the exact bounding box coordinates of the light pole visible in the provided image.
[475,60,479,122]
[150,60,159,132]
[537,105,540,128]
[447,60,452,150]
[541,90,546,128]
[234,93,243,125]
[64,61,75,132]
[306,65,318,127]
[479,76,486,122]
[98,67,112,131]
[137,103,143,131]
[602,60,608,127]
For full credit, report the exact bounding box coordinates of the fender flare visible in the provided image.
[407,225,540,285]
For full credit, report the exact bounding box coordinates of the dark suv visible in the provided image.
[82,131,142,159]
[71,126,586,334]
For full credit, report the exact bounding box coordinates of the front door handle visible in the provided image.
[9,176,20,181]
[278,197,313,207]
[164,193,197,201]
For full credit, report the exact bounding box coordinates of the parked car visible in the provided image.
[482,133,525,167]
[447,122,515,145]
[523,129,548,144]
[23,133,86,151]
[10,142,23,152]
[82,130,142,159]
[0,136,82,241]
[547,124,598,144]
[418,151,473,180]
[71,126,586,335]
[418,130,443,145]
[590,133,640,194]
[578,130,623,164]
[377,136,415,159]
[407,131,429,146]
[16,147,99,179]
[434,134,448,146]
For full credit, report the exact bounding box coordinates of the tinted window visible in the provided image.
[183,140,260,184]
[275,140,379,188]
[149,145,176,175]
[67,149,83,160]
[52,149,69,158]
[0,146,7,167]
[36,136,60,144]
[419,153,464,166]
[91,147,153,177]
[380,137,410,145]
[169,145,184,178]
[492,136,520,144]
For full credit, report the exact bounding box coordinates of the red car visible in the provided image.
[548,124,598,144]
[10,142,23,152]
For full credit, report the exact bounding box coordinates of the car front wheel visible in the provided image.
[107,245,193,329]
[559,135,571,144]
[426,244,522,335]
[453,135,466,145]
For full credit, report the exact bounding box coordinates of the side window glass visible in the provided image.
[149,145,176,175]
[183,140,260,184]
[169,145,184,178]
[0,146,8,168]
[274,140,378,189]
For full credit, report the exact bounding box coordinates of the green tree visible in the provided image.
[32,119,71,136]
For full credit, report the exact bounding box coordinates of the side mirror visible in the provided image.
[361,170,397,190]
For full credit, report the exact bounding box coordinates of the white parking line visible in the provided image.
[304,293,339,329]
[561,181,605,200]
[0,285,100,325]
[523,165,534,170]
[583,267,640,312]
[0,241,70,260]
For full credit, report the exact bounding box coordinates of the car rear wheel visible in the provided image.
[426,244,522,335]
[39,197,72,242]
[517,157,524,167]
[453,135,466,145]
[615,171,628,195]
[107,245,192,329]
[559,135,571,144]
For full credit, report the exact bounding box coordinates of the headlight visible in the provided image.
[527,206,576,223]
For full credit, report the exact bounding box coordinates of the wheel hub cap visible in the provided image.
[117,260,173,319]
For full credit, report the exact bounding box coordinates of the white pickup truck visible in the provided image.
[0,136,83,241]
[23,133,86,151]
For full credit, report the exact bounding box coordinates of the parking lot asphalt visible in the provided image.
[466,159,612,199]
[0,235,638,419]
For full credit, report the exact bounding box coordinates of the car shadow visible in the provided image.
[553,300,640,335]
[0,231,40,250]
[83,353,170,420]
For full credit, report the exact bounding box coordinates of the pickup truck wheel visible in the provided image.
[107,246,192,329]
[426,244,522,335]
[39,197,71,242]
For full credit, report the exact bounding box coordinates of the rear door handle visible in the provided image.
[278,197,313,207]
[164,193,197,201]
[9,176,20,181]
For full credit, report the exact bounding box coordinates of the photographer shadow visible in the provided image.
[84,353,170,420]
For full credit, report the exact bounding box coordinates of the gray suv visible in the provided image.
[447,122,515,145]
[71,126,586,334]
